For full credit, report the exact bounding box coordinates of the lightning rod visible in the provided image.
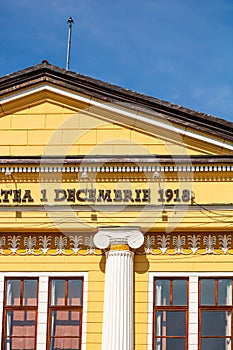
[66,17,74,70]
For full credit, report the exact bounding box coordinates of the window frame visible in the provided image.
[2,277,39,350]
[199,278,233,350]
[153,277,189,350]
[47,277,84,350]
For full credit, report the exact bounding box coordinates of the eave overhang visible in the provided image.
[1,61,233,145]
[0,155,232,176]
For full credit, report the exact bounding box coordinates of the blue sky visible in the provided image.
[0,0,233,121]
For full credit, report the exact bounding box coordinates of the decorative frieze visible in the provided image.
[0,233,102,256]
[142,233,233,255]
[0,233,232,255]
[0,164,233,175]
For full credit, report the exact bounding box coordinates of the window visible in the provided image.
[199,278,233,350]
[2,278,38,350]
[153,278,188,350]
[47,278,83,350]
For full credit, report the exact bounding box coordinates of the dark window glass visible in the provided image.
[173,280,187,306]
[218,279,232,306]
[50,280,66,306]
[6,280,20,306]
[50,338,80,350]
[48,278,83,350]
[201,338,231,350]
[155,280,170,306]
[154,278,188,350]
[23,280,38,306]
[156,311,186,336]
[5,337,35,350]
[50,311,81,337]
[6,311,37,336]
[200,279,215,305]
[68,280,83,306]
[200,278,233,350]
[2,278,38,350]
[202,311,231,336]
[156,337,186,350]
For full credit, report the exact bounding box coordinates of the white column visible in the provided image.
[94,227,144,350]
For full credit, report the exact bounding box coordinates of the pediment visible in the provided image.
[0,63,233,158]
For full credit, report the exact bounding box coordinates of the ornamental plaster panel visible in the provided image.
[0,232,231,255]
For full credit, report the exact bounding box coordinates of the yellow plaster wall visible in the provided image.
[0,254,105,350]
[0,100,229,157]
[0,94,233,349]
[0,169,231,231]
[134,253,233,350]
[2,252,233,350]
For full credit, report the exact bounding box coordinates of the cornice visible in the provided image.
[0,155,232,174]
[1,62,233,143]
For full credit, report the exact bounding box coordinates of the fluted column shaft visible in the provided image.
[94,227,144,350]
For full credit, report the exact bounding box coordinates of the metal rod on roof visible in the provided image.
[66,17,74,70]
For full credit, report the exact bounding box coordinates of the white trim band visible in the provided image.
[1,164,233,174]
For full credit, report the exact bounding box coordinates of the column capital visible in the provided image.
[94,226,144,250]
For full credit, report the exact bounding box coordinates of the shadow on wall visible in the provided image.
[134,254,150,274]
[99,254,106,273]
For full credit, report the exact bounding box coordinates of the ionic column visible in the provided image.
[94,227,144,350]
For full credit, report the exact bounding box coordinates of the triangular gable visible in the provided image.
[0,62,233,158]
[0,97,231,158]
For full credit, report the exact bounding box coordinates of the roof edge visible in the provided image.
[0,61,233,142]
[0,155,233,165]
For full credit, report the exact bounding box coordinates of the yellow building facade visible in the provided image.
[0,61,233,350]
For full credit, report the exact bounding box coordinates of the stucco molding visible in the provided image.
[0,232,232,256]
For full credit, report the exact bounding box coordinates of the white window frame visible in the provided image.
[0,272,88,350]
